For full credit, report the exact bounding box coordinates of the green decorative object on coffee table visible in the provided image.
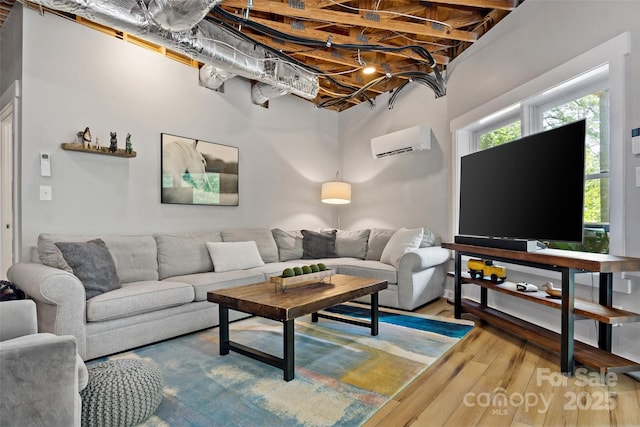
[270,268,335,292]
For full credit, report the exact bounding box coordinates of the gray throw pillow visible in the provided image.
[301,230,337,259]
[365,228,396,260]
[271,229,304,261]
[335,229,370,259]
[54,239,120,299]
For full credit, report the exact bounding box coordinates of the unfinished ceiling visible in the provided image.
[4,0,524,111]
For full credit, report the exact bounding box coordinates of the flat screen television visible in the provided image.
[457,119,586,251]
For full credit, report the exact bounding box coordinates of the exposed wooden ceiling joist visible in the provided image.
[220,0,479,42]
[1,0,524,111]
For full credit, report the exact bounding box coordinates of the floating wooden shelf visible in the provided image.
[61,142,136,158]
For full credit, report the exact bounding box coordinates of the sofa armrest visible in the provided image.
[0,300,37,341]
[396,247,450,310]
[0,333,81,426]
[398,246,450,271]
[7,263,88,359]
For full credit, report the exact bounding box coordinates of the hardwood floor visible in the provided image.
[364,298,640,427]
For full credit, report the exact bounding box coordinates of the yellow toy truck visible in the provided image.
[467,258,507,283]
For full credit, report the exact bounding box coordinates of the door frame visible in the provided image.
[1,80,22,278]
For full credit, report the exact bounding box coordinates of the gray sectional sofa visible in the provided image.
[7,227,450,361]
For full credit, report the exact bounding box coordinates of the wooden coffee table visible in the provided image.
[207,274,388,381]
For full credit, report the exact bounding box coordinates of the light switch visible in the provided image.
[39,185,52,201]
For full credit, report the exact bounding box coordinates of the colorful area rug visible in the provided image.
[98,303,474,427]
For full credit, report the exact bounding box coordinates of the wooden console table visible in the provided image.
[442,242,640,375]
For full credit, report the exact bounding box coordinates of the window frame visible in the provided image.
[450,32,629,256]
[473,114,522,152]
[472,73,611,239]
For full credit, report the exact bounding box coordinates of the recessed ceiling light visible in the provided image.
[362,65,377,75]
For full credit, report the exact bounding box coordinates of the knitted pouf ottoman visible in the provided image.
[81,359,164,427]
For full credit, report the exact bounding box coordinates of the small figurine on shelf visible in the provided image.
[109,132,118,153]
[82,127,92,149]
[125,133,133,154]
[95,137,101,151]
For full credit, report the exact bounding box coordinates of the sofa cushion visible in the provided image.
[86,281,195,322]
[39,234,159,283]
[39,233,92,273]
[271,229,304,261]
[380,227,424,268]
[54,239,121,299]
[221,229,279,263]
[365,228,396,261]
[206,241,265,272]
[101,236,159,283]
[337,260,397,284]
[335,229,370,259]
[165,270,265,301]
[155,232,221,280]
[301,230,337,259]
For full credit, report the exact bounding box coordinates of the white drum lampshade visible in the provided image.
[321,181,351,204]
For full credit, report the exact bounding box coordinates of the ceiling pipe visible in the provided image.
[29,0,318,100]
[146,0,224,32]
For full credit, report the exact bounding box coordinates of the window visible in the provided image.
[479,120,521,150]
[469,66,611,253]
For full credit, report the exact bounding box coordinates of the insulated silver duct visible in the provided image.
[251,82,288,105]
[146,0,223,32]
[199,64,234,90]
[31,0,319,100]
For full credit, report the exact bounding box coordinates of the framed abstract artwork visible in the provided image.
[161,133,239,206]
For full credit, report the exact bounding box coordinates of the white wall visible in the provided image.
[0,4,22,95]
[18,9,339,257]
[337,86,450,239]
[445,0,640,363]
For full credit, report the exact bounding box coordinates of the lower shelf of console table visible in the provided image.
[443,242,640,376]
[459,299,640,374]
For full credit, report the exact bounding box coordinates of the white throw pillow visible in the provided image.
[206,241,265,272]
[380,227,424,268]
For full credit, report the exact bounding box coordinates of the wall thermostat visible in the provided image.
[40,152,51,177]
[632,128,640,155]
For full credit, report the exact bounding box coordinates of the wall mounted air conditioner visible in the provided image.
[371,125,431,158]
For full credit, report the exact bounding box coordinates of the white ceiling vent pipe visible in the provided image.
[146,0,224,32]
[251,82,288,105]
[199,64,234,90]
[29,0,319,100]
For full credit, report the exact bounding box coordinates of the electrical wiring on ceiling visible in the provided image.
[209,5,446,110]
[323,0,454,31]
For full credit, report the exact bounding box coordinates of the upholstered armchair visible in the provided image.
[0,300,88,427]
